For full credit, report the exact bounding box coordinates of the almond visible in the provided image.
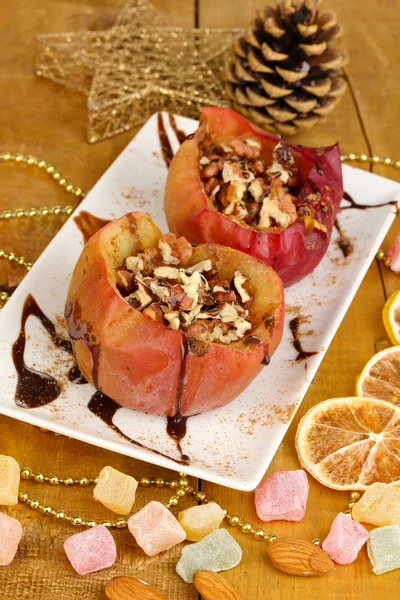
[105,576,169,600]
[266,538,334,577]
[193,570,242,600]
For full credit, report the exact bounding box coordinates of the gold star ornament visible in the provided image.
[36,0,242,142]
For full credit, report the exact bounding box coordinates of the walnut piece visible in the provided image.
[117,233,254,345]
[199,136,309,231]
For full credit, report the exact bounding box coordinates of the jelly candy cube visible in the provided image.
[64,525,116,575]
[352,483,400,527]
[176,528,242,583]
[367,525,400,575]
[178,502,225,542]
[0,512,23,566]
[388,235,400,273]
[0,455,20,506]
[322,512,369,565]
[93,466,138,515]
[127,501,186,556]
[255,470,308,522]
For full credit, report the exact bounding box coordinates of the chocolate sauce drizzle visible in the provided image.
[334,192,397,259]
[243,334,271,365]
[12,295,73,408]
[263,354,271,366]
[306,178,321,199]
[244,335,264,346]
[157,113,174,167]
[334,219,354,258]
[166,339,190,463]
[67,364,87,385]
[168,113,187,145]
[289,317,317,362]
[341,191,398,212]
[73,211,111,244]
[88,391,189,466]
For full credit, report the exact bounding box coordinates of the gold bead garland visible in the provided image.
[340,153,400,169]
[16,464,360,545]
[17,466,283,542]
[376,250,391,268]
[0,151,86,200]
[20,466,97,486]
[344,491,361,516]
[0,250,32,272]
[0,150,86,308]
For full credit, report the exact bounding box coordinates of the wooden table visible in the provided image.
[1,1,399,598]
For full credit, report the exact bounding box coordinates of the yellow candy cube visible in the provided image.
[352,483,400,527]
[93,466,138,515]
[0,455,20,506]
[178,502,225,541]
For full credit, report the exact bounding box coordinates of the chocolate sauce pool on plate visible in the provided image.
[12,294,73,408]
[73,211,111,244]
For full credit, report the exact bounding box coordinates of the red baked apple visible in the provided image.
[65,212,284,416]
[164,107,343,286]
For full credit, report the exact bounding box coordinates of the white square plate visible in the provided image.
[0,113,399,491]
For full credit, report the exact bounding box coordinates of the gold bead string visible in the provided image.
[20,467,97,487]
[0,249,32,271]
[0,151,86,200]
[345,491,361,515]
[376,250,391,268]
[0,151,86,308]
[18,468,279,542]
[0,205,76,221]
[340,153,400,169]
[17,465,361,546]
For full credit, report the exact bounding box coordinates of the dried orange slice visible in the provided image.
[355,346,400,405]
[296,397,400,490]
[383,289,400,345]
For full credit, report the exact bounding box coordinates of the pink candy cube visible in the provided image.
[0,512,23,566]
[63,525,117,575]
[388,235,400,273]
[322,512,369,565]
[255,470,309,522]
[128,501,186,556]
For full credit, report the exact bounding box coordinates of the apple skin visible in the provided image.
[66,212,284,417]
[164,106,343,286]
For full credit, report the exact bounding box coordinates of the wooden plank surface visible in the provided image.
[0,1,399,599]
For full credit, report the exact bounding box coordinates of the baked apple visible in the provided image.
[65,212,284,417]
[164,107,343,286]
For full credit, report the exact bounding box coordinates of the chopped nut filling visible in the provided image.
[116,235,254,344]
[199,134,318,231]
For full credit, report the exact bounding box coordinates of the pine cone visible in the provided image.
[225,0,347,136]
